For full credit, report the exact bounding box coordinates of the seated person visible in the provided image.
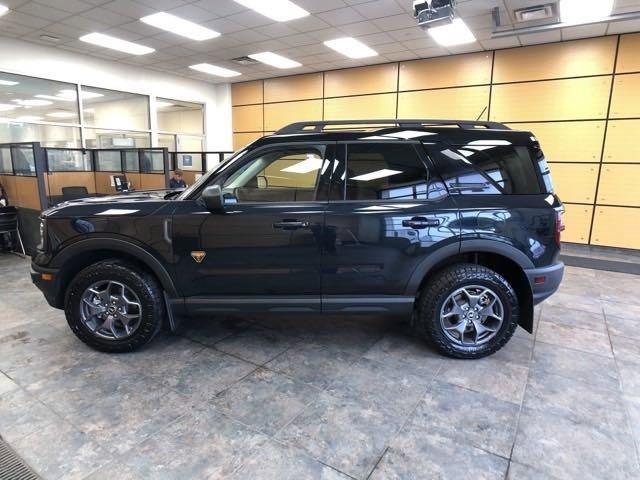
[169,169,187,189]
[0,183,7,206]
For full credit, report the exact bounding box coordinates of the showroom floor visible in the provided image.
[1,254,639,480]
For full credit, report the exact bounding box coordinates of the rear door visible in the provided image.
[321,141,460,312]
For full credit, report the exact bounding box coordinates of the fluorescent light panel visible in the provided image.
[189,63,242,77]
[79,33,154,55]
[281,156,323,174]
[59,89,104,100]
[15,116,42,122]
[234,0,309,22]
[351,169,403,181]
[0,104,17,112]
[0,5,7,17]
[12,99,52,106]
[560,0,614,23]
[35,94,75,102]
[0,79,18,86]
[428,18,476,46]
[140,12,220,41]
[248,52,301,69]
[46,111,76,118]
[324,37,378,59]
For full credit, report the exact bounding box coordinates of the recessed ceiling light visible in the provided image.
[58,89,104,100]
[248,52,301,69]
[428,18,476,47]
[234,0,309,22]
[12,99,53,106]
[16,116,42,122]
[324,37,378,59]
[140,12,220,41]
[189,63,242,77]
[0,79,18,86]
[46,111,76,118]
[155,101,174,108]
[0,5,8,17]
[560,0,614,24]
[79,33,154,55]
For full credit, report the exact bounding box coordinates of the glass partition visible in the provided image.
[124,151,139,172]
[82,86,149,131]
[84,128,150,149]
[0,147,11,173]
[95,151,122,172]
[140,150,164,173]
[0,72,80,124]
[157,98,203,135]
[47,149,91,172]
[0,121,81,147]
[157,133,176,152]
[11,145,36,176]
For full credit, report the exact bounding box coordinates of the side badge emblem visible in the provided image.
[191,251,206,263]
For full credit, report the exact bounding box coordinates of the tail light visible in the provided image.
[555,210,565,246]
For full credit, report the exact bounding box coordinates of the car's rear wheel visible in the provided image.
[65,260,164,352]
[415,263,519,359]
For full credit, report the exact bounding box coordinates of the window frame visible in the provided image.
[190,141,336,205]
[327,140,445,203]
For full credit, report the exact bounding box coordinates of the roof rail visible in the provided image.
[275,119,510,135]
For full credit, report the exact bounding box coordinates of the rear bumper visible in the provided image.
[524,261,564,305]
[31,262,63,309]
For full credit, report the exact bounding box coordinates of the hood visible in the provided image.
[43,189,179,216]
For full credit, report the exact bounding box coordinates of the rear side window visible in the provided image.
[331,143,446,201]
[430,143,544,194]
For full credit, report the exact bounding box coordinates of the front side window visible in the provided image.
[222,145,327,203]
[333,143,438,201]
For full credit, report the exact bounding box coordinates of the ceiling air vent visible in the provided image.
[514,4,556,23]
[231,56,260,66]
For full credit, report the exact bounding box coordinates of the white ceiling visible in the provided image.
[1,0,640,84]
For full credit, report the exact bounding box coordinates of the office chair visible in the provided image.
[61,186,89,202]
[0,206,26,257]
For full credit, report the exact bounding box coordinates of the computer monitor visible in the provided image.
[113,175,129,192]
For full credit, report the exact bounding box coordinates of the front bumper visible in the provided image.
[31,262,63,309]
[524,261,564,305]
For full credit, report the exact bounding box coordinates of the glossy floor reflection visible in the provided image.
[1,254,639,479]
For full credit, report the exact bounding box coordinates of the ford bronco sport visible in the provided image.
[31,119,564,359]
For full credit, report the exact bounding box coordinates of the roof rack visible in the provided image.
[275,119,510,135]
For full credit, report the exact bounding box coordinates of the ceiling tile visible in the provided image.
[317,7,366,26]
[227,29,271,44]
[166,3,218,22]
[561,23,608,41]
[337,20,381,36]
[226,10,275,28]
[279,33,321,48]
[81,6,133,25]
[518,30,562,45]
[61,14,108,31]
[5,10,53,29]
[137,0,190,10]
[374,41,411,54]
[607,18,640,34]
[351,0,405,20]
[101,0,157,19]
[36,0,93,14]
[479,36,521,50]
[387,26,429,42]
[411,46,450,58]
[201,17,246,34]
[372,13,416,31]
[383,50,419,61]
[191,0,246,17]
[294,0,348,14]
[254,22,300,39]
[286,14,331,32]
[357,31,395,46]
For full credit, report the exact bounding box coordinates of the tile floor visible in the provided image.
[0,254,639,479]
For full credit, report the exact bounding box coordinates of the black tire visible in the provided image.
[64,259,164,353]
[415,263,519,359]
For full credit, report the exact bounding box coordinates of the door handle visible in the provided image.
[273,220,310,230]
[402,216,440,229]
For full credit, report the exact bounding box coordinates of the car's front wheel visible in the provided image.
[415,263,519,359]
[65,260,164,352]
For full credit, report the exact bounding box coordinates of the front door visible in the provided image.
[172,143,333,314]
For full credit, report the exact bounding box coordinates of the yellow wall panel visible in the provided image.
[231,81,263,106]
[264,73,323,103]
[507,121,605,162]
[399,52,492,91]
[597,165,640,206]
[140,174,166,191]
[604,120,640,162]
[46,172,97,196]
[398,86,490,120]
[232,104,263,133]
[264,99,323,132]
[562,204,593,244]
[493,37,616,83]
[548,163,598,203]
[14,176,41,210]
[490,76,611,122]
[324,64,398,98]
[592,206,640,249]
[323,93,397,121]
[233,132,263,150]
[617,33,640,74]
[610,74,640,118]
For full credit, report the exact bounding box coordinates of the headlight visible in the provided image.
[37,219,47,251]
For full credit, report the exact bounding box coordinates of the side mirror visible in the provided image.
[202,185,224,213]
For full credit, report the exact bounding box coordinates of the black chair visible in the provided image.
[0,206,25,256]
[61,186,89,202]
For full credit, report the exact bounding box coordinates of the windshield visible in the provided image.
[177,148,250,200]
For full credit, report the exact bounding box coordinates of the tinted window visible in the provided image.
[222,145,326,203]
[431,143,543,195]
[340,143,435,200]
